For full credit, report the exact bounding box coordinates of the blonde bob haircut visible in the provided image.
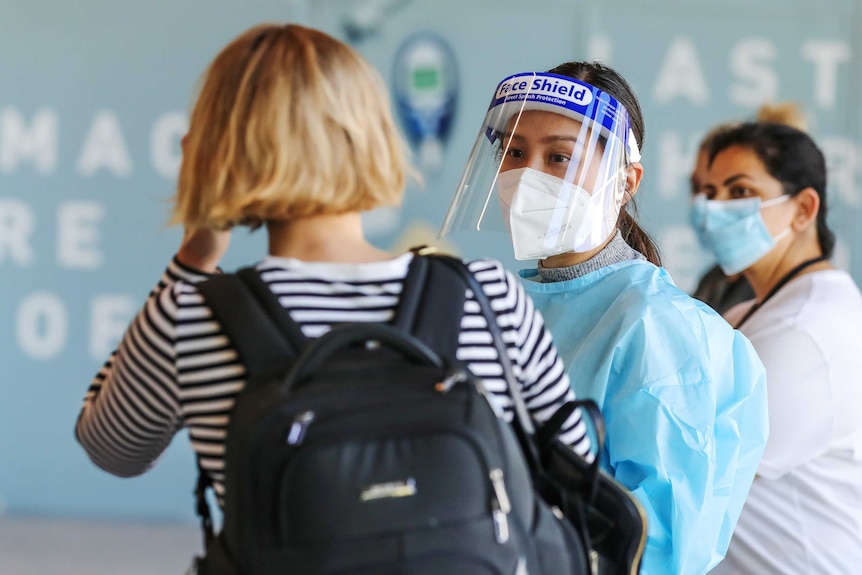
[172,23,415,229]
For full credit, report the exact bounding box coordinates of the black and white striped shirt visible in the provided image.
[76,253,589,503]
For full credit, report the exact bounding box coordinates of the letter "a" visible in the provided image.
[77,110,132,177]
[653,36,709,106]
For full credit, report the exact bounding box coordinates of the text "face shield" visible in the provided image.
[439,72,641,260]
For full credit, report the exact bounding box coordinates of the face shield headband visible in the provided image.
[439,72,641,259]
[484,72,640,163]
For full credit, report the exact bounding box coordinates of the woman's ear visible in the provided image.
[622,162,644,205]
[792,187,820,231]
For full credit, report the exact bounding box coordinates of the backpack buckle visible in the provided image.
[410,244,439,256]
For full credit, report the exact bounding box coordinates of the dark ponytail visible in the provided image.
[620,209,661,266]
[548,61,661,266]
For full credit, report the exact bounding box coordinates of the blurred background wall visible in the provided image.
[1,0,860,526]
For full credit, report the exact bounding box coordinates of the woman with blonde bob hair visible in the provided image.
[175,23,408,231]
[75,22,591,572]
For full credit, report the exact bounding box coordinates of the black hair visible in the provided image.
[707,122,835,258]
[547,61,661,266]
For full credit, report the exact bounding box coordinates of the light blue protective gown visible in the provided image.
[520,260,768,575]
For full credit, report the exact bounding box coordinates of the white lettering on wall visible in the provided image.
[729,37,778,107]
[0,108,57,174]
[821,137,861,207]
[90,295,136,359]
[17,292,68,359]
[653,36,709,105]
[77,110,132,177]
[0,198,35,266]
[57,201,105,269]
[151,112,187,179]
[657,131,698,199]
[801,41,850,110]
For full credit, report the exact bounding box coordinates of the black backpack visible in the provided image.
[191,253,592,575]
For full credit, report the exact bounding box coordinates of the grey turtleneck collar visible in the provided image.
[537,230,646,283]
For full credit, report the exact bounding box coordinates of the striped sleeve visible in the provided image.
[75,258,218,477]
[464,259,591,458]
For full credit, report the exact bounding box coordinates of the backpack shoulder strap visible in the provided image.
[425,253,542,467]
[196,267,307,380]
[392,251,466,359]
[235,267,309,351]
[195,267,309,550]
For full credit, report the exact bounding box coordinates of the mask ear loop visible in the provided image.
[621,179,638,207]
[772,227,792,242]
[761,193,793,243]
[760,194,791,209]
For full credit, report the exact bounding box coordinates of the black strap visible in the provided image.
[196,271,303,380]
[536,399,604,503]
[536,399,605,453]
[735,255,827,329]
[395,251,466,359]
[194,268,310,552]
[393,252,429,333]
[193,272,273,553]
[193,464,215,551]
[236,268,308,353]
[429,253,544,475]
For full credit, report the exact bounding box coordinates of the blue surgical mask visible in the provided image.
[690,194,791,275]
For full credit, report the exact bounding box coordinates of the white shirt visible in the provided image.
[712,270,862,574]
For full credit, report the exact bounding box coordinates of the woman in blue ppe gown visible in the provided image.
[440,61,769,575]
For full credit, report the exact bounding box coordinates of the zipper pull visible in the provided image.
[492,500,510,544]
[435,368,467,393]
[490,468,511,543]
[490,468,511,514]
[286,411,315,445]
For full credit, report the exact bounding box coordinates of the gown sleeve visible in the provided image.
[604,302,768,575]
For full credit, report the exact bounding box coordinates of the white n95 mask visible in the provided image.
[497,167,617,260]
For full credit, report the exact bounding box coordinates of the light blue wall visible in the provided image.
[1,0,860,522]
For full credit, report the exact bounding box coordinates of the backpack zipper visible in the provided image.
[434,368,468,393]
[275,389,519,548]
[490,468,511,543]
[286,411,315,445]
[275,417,511,546]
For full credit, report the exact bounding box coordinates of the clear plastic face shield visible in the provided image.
[439,72,641,260]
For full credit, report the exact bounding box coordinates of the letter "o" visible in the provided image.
[17,292,68,359]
